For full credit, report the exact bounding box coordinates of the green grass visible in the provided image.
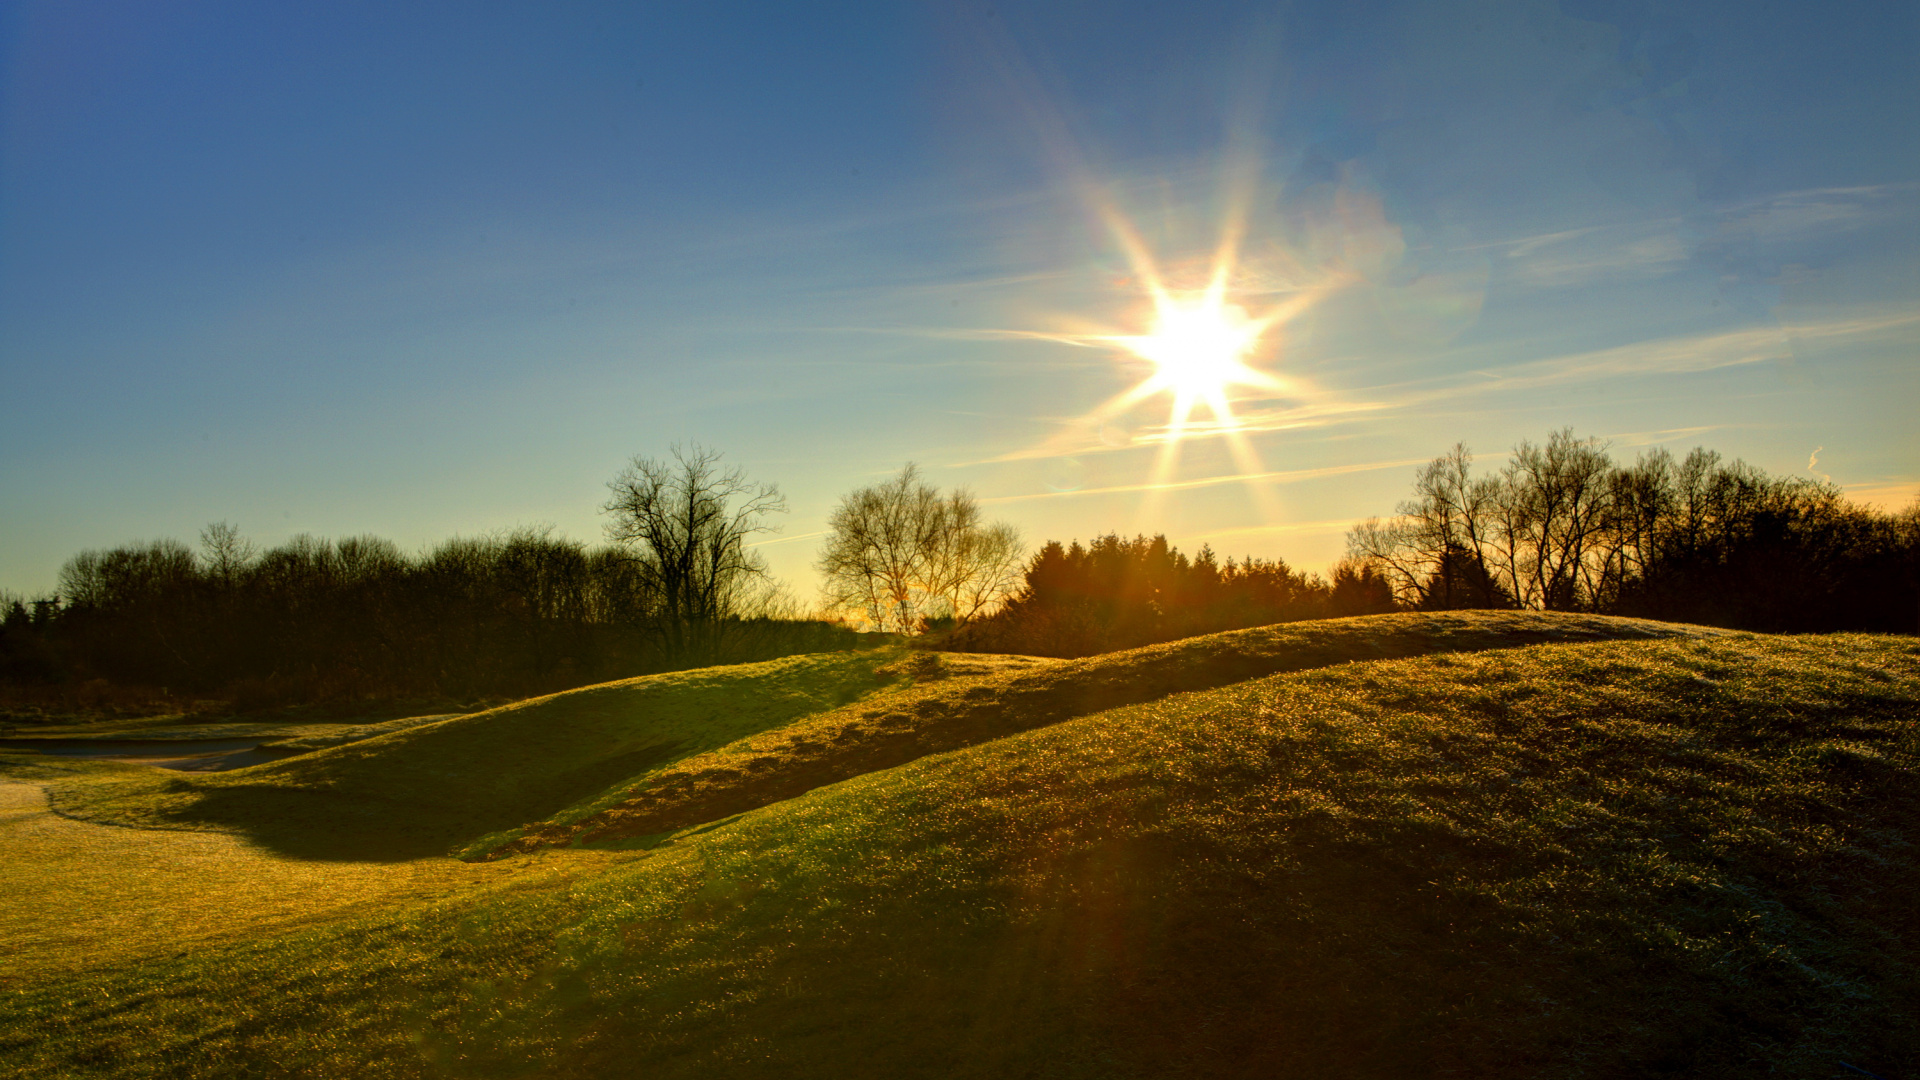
[0,772,605,985]
[22,612,1698,863]
[18,648,920,860]
[5,617,1913,1077]
[490,610,1719,856]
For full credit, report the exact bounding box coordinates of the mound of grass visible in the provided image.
[11,627,1912,1078]
[24,649,917,860]
[0,774,603,985]
[488,611,1720,857]
[28,613,1695,863]
[255,713,460,753]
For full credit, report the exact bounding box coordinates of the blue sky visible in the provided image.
[2,0,1915,600]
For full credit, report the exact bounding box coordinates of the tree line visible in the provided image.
[808,463,1395,657]
[936,534,1395,657]
[917,429,1915,656]
[0,446,859,707]
[1347,429,1920,632]
[7,432,1911,709]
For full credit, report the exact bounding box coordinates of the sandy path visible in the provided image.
[0,782,620,984]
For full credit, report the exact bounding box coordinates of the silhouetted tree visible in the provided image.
[1328,558,1399,617]
[946,533,1334,656]
[817,464,1023,633]
[604,444,787,658]
[8,498,862,707]
[1350,430,1919,632]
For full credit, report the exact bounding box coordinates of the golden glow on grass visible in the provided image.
[0,773,580,982]
[4,622,1916,1077]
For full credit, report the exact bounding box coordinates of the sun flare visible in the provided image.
[998,177,1344,515]
[1121,294,1278,407]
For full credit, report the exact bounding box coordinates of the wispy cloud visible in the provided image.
[1133,307,1915,450]
[1479,307,1920,392]
[1457,183,1918,294]
[746,529,828,549]
[978,457,1423,504]
[1450,216,1688,290]
[1508,232,1689,288]
[1715,182,1918,236]
[1453,224,1611,256]
[1605,425,1725,448]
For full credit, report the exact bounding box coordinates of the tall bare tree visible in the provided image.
[603,444,787,655]
[198,521,257,592]
[817,464,1023,633]
[1499,429,1615,609]
[1352,430,1616,611]
[939,520,1026,623]
[1348,444,1507,609]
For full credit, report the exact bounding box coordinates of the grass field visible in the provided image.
[2,613,1915,1078]
[28,647,935,860]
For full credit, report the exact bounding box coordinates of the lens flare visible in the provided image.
[1118,291,1283,421]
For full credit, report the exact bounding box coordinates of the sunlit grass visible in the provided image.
[0,768,608,984]
[491,610,1718,856]
[19,648,917,861]
[3,622,1912,1077]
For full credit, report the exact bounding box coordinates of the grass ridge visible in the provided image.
[485,611,1721,857]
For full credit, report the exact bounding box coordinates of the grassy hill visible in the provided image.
[485,610,1718,858]
[36,612,1706,862]
[1,614,1915,1077]
[28,647,930,859]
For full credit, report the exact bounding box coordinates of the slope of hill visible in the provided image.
[32,612,1703,862]
[486,610,1722,858]
[6,621,1911,1078]
[33,647,930,859]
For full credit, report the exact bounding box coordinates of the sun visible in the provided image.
[1108,287,1288,438]
[992,180,1339,504]
[1121,293,1277,406]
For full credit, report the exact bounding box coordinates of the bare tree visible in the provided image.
[198,521,257,593]
[1351,430,1616,611]
[1345,515,1432,608]
[941,520,1025,623]
[817,463,942,634]
[1348,444,1507,609]
[603,444,787,655]
[1500,429,1615,609]
[817,464,1024,633]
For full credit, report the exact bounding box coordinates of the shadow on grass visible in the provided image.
[155,740,688,862]
[497,612,1723,857]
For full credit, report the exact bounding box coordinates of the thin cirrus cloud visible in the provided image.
[1219,305,1920,436]
[1603,425,1726,448]
[925,180,1917,476]
[1197,518,1368,543]
[1467,183,1916,293]
[975,457,1426,504]
[1501,231,1690,289]
[1843,481,1920,511]
[970,302,1916,470]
